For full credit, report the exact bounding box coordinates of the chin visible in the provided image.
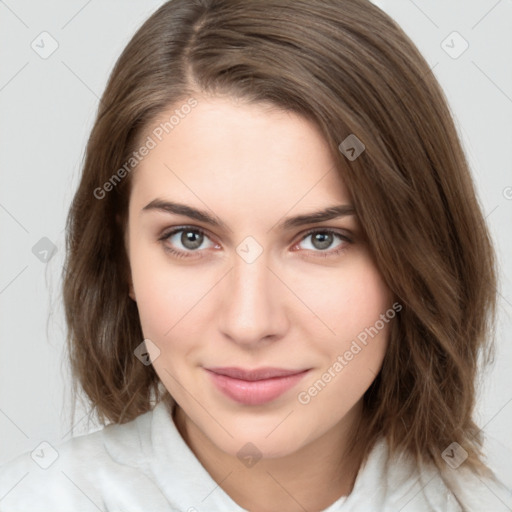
[210,418,311,460]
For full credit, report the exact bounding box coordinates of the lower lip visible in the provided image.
[205,369,310,406]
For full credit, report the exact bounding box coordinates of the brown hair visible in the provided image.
[63,0,497,491]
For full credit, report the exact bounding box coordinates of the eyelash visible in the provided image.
[158,226,352,260]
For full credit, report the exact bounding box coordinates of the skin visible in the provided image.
[125,95,393,512]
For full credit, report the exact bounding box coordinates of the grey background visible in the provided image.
[0,0,511,487]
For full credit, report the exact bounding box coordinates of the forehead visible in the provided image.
[129,96,351,217]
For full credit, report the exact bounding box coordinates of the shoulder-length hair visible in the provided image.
[63,0,497,484]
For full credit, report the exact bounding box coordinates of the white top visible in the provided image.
[0,399,510,511]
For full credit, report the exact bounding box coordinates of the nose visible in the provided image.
[217,251,288,348]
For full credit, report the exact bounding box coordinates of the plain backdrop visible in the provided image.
[1,0,511,485]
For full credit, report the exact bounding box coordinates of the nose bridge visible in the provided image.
[218,249,283,345]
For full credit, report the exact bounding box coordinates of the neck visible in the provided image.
[172,400,364,512]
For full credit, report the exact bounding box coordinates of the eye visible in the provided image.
[158,226,352,260]
[158,226,218,258]
[295,229,351,257]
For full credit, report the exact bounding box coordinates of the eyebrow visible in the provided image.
[141,199,355,231]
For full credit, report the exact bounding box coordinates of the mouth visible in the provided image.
[204,366,311,405]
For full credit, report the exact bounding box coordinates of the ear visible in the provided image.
[118,212,137,302]
[128,282,136,302]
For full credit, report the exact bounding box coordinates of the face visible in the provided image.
[125,95,393,460]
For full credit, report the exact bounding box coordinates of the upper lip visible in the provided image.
[205,367,309,381]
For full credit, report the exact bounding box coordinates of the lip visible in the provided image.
[205,367,310,405]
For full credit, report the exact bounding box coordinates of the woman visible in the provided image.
[1,0,510,510]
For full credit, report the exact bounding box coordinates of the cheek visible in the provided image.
[295,261,392,416]
[340,265,391,340]
[330,263,391,379]
[296,254,392,346]
[129,245,217,345]
[129,241,180,339]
